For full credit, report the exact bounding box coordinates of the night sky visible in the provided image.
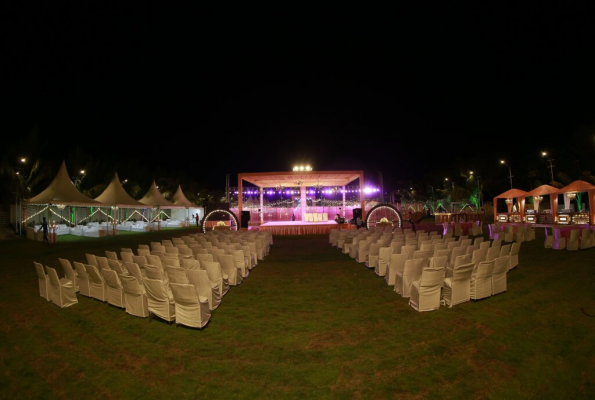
[4,4,595,197]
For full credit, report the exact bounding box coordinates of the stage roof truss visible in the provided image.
[238,171,362,188]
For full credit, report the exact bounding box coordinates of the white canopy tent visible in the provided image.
[94,172,149,224]
[23,161,104,233]
[138,181,184,225]
[171,185,203,225]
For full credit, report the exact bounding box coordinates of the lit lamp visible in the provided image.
[533,195,543,213]
[51,220,57,243]
[505,198,513,213]
[567,192,576,200]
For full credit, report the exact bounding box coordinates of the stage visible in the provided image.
[258,221,354,235]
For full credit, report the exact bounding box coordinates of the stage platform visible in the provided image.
[259,221,354,235]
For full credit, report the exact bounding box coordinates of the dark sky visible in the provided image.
[4,3,595,194]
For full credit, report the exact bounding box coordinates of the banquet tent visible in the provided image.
[558,180,595,224]
[95,172,147,208]
[526,185,559,215]
[27,161,103,206]
[493,189,529,222]
[171,185,202,224]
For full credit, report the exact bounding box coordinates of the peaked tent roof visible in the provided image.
[27,161,103,206]
[559,180,595,193]
[172,185,197,207]
[139,181,179,208]
[494,188,530,199]
[527,185,560,196]
[95,172,147,208]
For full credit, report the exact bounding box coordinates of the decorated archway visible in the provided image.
[365,203,402,230]
[201,209,239,233]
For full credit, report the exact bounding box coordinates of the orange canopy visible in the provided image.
[559,180,595,193]
[527,185,559,196]
[494,189,529,199]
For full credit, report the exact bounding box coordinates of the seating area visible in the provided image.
[542,226,595,251]
[304,213,328,222]
[330,224,522,311]
[34,229,273,329]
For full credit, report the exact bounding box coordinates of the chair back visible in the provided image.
[170,283,199,306]
[124,262,144,284]
[166,266,190,284]
[120,274,143,295]
[452,262,474,281]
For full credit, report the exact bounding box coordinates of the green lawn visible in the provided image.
[1,228,595,399]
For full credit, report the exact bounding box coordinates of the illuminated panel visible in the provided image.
[557,215,570,225]
[525,215,536,223]
[572,213,590,225]
[497,214,508,223]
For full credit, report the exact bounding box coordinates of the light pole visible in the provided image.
[14,157,27,235]
[500,160,513,189]
[73,170,86,190]
[542,151,555,184]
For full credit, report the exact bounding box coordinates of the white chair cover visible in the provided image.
[58,258,78,292]
[409,266,445,312]
[186,269,221,311]
[100,268,125,308]
[491,256,509,295]
[442,262,474,307]
[46,266,78,308]
[34,262,50,301]
[143,278,175,322]
[170,283,211,329]
[470,260,495,300]
[119,274,149,317]
[73,262,91,297]
[85,264,107,302]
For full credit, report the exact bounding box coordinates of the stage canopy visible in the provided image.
[27,160,103,206]
[95,172,147,208]
[238,170,365,225]
[139,181,179,208]
[239,171,362,188]
[172,185,197,207]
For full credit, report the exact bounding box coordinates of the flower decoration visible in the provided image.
[216,221,226,227]
[379,217,389,223]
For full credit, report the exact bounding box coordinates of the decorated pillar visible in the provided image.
[301,186,307,222]
[551,193,558,223]
[260,187,264,224]
[238,178,243,228]
[519,197,525,222]
[359,172,366,220]
[342,185,346,217]
[589,189,595,226]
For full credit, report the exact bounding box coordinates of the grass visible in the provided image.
[1,228,595,399]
